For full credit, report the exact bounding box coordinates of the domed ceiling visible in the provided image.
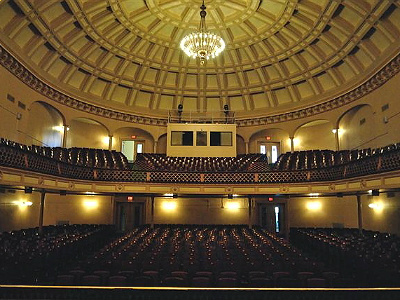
[0,0,400,121]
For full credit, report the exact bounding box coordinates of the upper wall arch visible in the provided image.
[25,101,66,147]
[29,101,66,125]
[293,119,333,135]
[336,104,374,128]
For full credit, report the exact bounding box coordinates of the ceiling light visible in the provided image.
[180,1,225,65]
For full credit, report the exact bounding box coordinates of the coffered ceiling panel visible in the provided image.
[0,0,399,120]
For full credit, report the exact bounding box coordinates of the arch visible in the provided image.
[293,119,333,135]
[337,104,375,150]
[249,128,290,154]
[26,101,65,147]
[29,101,66,125]
[113,127,155,153]
[236,134,246,155]
[157,133,167,154]
[67,117,110,149]
[336,104,373,128]
[294,119,335,151]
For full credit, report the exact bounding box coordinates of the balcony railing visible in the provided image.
[168,110,235,124]
[1,141,400,184]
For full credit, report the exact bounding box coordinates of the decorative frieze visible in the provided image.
[1,45,400,127]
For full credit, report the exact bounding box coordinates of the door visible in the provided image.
[259,203,285,236]
[121,140,145,162]
[259,142,280,164]
[116,202,143,231]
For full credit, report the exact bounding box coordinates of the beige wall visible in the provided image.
[294,121,336,151]
[153,197,249,225]
[236,135,246,155]
[338,105,376,150]
[67,118,109,149]
[0,101,20,142]
[361,193,400,234]
[43,194,114,226]
[0,190,41,232]
[0,191,113,232]
[1,191,400,235]
[157,134,167,154]
[287,196,358,229]
[26,102,64,147]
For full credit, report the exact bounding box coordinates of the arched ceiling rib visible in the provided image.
[0,0,400,119]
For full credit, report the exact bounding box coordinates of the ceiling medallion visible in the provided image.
[180,1,225,65]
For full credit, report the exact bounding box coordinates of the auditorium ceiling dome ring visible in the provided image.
[0,0,400,120]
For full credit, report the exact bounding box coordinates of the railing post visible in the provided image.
[62,125,69,148]
[357,194,363,235]
[248,197,252,229]
[38,190,46,236]
[151,196,155,229]
[289,137,295,153]
[108,135,113,151]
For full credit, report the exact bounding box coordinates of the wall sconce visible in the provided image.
[306,201,322,210]
[162,201,177,210]
[368,202,384,212]
[12,200,33,207]
[83,200,99,209]
[226,201,240,210]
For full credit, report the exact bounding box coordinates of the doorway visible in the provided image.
[259,203,285,237]
[259,142,280,164]
[121,140,144,162]
[116,202,144,232]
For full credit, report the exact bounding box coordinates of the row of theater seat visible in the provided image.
[3,224,398,287]
[290,228,400,287]
[133,153,270,172]
[50,225,351,287]
[0,225,116,284]
[0,138,129,170]
[274,144,400,171]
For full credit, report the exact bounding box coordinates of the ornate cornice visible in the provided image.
[1,44,400,127]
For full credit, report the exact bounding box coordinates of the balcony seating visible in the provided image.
[273,144,400,171]
[2,138,400,183]
[0,138,129,170]
[133,153,270,172]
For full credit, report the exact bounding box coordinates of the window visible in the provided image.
[196,131,207,146]
[271,145,278,163]
[210,132,232,146]
[136,143,143,154]
[171,131,193,146]
[274,206,280,233]
[260,145,266,154]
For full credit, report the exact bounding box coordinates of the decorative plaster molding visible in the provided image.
[1,45,400,127]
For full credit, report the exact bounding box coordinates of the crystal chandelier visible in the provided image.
[180,1,225,65]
